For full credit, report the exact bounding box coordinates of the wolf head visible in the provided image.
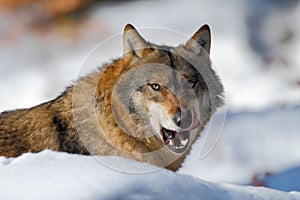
[110,24,224,155]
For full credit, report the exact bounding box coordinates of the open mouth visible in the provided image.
[160,109,200,154]
[161,127,189,153]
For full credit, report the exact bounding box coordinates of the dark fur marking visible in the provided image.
[166,51,181,92]
[128,100,137,114]
[136,85,146,92]
[166,51,174,69]
[53,116,89,155]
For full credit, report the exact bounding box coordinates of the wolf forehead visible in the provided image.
[132,44,210,75]
[122,25,213,86]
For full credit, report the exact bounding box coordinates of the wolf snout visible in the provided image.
[173,109,181,127]
[173,109,193,129]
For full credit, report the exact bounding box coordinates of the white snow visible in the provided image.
[0,150,300,200]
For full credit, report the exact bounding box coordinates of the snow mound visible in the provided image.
[0,151,299,200]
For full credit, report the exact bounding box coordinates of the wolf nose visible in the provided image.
[173,109,181,127]
[181,110,193,129]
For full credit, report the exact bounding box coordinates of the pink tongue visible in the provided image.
[179,109,200,132]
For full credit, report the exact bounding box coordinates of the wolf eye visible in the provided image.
[150,83,161,91]
[188,80,196,88]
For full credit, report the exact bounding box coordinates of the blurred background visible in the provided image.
[0,0,300,192]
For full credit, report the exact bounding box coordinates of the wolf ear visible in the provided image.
[185,24,211,54]
[123,24,149,57]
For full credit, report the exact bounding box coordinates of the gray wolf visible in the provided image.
[0,24,224,171]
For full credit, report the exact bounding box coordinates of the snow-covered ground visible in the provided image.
[1,150,300,200]
[1,0,300,198]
